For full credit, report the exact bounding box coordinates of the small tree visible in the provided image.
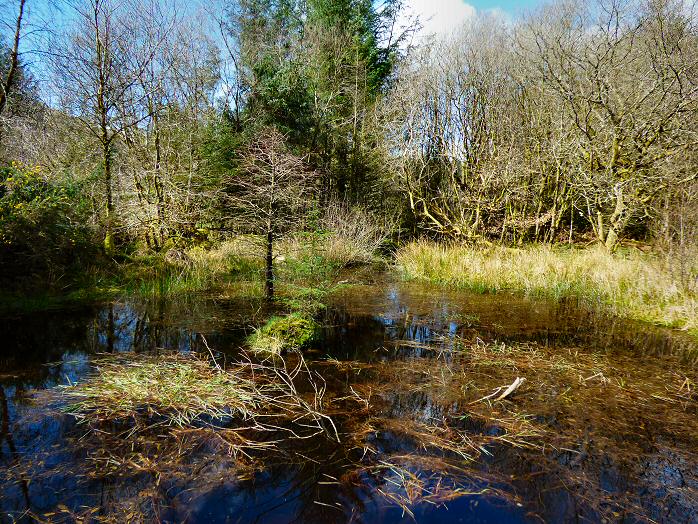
[225,128,319,299]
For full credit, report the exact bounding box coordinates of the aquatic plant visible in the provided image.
[247,312,318,354]
[58,351,336,441]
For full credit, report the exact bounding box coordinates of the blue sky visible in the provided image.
[6,0,549,55]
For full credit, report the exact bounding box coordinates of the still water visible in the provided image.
[1,280,697,523]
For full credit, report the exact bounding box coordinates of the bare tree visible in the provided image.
[51,0,167,254]
[518,0,698,250]
[385,1,698,248]
[118,11,221,250]
[223,128,319,299]
[383,16,537,240]
[0,0,25,117]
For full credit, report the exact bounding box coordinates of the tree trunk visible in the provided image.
[103,140,115,255]
[265,229,274,300]
[154,117,165,250]
[0,0,25,117]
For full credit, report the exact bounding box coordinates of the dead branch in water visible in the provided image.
[469,377,526,405]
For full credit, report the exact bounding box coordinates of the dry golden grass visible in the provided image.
[396,241,698,336]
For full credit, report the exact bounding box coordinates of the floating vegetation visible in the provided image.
[5,287,698,523]
[60,353,260,427]
[316,333,698,523]
[359,455,503,518]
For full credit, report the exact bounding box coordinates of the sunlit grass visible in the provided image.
[121,233,371,299]
[60,353,262,427]
[247,312,318,355]
[396,241,698,337]
[58,352,335,436]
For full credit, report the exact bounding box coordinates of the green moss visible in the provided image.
[103,232,115,256]
[247,313,319,355]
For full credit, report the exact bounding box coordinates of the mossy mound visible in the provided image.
[247,313,318,355]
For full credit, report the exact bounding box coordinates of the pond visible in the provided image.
[1,278,697,523]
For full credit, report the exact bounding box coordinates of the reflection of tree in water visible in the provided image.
[326,283,698,362]
[0,385,31,519]
[0,285,697,522]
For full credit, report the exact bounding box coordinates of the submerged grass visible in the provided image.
[19,325,697,522]
[322,332,698,522]
[396,241,698,337]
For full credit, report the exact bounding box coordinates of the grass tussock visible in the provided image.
[58,352,335,440]
[396,241,698,336]
[60,353,261,426]
[247,312,318,355]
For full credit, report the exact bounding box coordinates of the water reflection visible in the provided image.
[324,282,698,362]
[0,281,696,523]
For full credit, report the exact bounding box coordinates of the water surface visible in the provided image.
[1,280,697,523]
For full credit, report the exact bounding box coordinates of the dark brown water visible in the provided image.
[1,280,697,523]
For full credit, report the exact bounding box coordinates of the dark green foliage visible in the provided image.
[0,163,96,288]
[306,0,402,95]
[228,0,311,140]
[223,0,405,205]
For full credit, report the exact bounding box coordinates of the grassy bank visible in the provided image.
[0,231,379,315]
[123,234,374,299]
[396,241,698,337]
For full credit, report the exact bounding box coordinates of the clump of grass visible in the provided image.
[118,239,264,297]
[396,241,698,336]
[247,313,318,354]
[57,352,334,439]
[186,238,263,282]
[60,353,261,426]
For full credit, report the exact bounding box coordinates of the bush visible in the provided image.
[0,162,95,288]
[317,201,394,265]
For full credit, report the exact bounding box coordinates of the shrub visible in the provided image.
[0,162,95,288]
[317,201,395,266]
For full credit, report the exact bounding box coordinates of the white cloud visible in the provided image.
[404,0,477,40]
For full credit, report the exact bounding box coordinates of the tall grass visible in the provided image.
[396,241,698,336]
[123,239,264,297]
[117,214,388,303]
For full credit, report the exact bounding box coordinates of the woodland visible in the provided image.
[0,0,696,317]
[2,2,698,522]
